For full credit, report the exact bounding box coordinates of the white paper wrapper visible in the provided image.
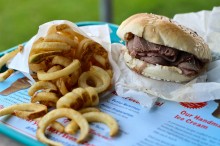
[113,7,220,108]
[173,7,220,55]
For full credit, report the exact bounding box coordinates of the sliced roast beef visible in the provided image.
[126,35,206,77]
[141,56,168,65]
[138,52,168,65]
[176,54,201,76]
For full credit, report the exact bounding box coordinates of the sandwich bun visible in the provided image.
[117,13,212,82]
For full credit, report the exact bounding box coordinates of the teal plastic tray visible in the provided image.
[0,22,120,146]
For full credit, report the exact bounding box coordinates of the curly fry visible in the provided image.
[28,81,57,96]
[37,59,80,81]
[36,108,89,145]
[0,103,47,119]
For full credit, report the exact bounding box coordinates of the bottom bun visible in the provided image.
[123,49,196,82]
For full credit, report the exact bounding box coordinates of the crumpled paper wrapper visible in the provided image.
[113,6,220,108]
[8,20,120,86]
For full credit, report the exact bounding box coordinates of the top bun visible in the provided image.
[117,13,212,61]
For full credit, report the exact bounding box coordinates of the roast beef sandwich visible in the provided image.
[117,13,212,82]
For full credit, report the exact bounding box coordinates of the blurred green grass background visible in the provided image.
[0,0,219,51]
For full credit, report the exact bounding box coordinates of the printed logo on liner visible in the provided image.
[180,102,207,109]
